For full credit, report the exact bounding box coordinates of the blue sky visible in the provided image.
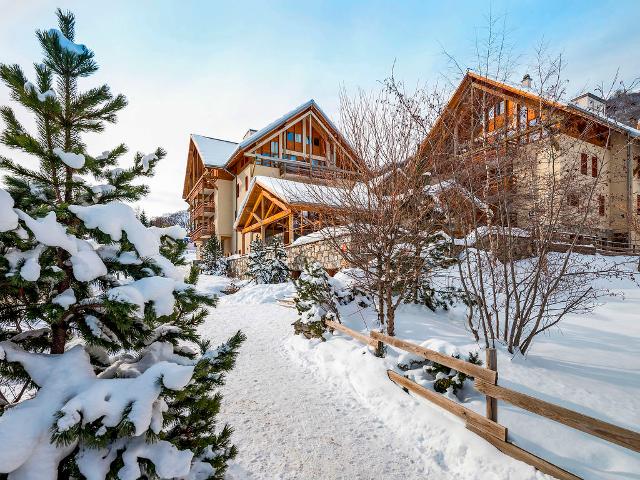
[1,0,639,215]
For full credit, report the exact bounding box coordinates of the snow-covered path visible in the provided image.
[200,294,429,479]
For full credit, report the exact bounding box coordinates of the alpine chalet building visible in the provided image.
[182,100,357,256]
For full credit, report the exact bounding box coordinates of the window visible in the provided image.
[580,153,588,175]
[236,183,240,198]
[295,133,302,143]
[313,137,320,147]
[568,192,579,207]
[305,136,311,145]
[636,156,640,179]
[637,195,640,215]
[598,195,605,216]
[245,176,248,191]
[496,100,505,116]
[287,132,294,142]
[591,156,598,177]
[488,106,495,120]
[270,141,278,156]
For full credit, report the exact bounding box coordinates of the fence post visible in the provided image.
[485,347,498,422]
[371,330,385,357]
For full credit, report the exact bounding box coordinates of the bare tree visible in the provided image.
[409,35,635,354]
[296,86,454,338]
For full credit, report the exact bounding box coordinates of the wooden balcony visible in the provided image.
[190,222,214,242]
[186,174,217,203]
[191,201,215,219]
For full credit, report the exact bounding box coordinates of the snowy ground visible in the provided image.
[199,278,556,479]
[284,261,640,480]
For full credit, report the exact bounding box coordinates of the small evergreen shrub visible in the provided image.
[201,236,228,275]
[292,262,339,340]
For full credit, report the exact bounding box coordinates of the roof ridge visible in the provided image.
[191,133,238,145]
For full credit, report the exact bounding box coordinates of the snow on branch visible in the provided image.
[0,341,195,479]
[53,147,85,169]
[15,209,107,281]
[69,201,186,280]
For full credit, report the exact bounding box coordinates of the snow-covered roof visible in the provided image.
[190,134,238,167]
[566,103,640,138]
[233,175,348,228]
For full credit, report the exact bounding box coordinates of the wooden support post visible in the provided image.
[486,348,498,422]
[371,330,385,357]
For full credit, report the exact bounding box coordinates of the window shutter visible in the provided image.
[581,153,588,175]
[592,156,598,177]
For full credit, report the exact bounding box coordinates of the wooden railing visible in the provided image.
[324,320,640,480]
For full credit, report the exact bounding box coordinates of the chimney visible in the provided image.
[521,74,532,89]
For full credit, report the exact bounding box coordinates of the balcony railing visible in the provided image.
[186,175,217,203]
[190,222,214,242]
[191,201,215,219]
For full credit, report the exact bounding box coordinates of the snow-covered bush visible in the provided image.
[292,262,338,339]
[201,236,228,276]
[398,343,482,397]
[0,9,244,479]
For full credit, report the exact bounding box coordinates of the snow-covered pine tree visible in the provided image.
[0,9,243,479]
[247,238,270,284]
[201,236,227,276]
[292,261,338,339]
[268,237,289,283]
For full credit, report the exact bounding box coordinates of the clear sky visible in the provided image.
[1,0,639,215]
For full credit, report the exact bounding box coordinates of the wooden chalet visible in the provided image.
[420,71,640,246]
[182,100,358,256]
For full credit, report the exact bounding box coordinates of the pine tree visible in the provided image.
[292,261,338,339]
[0,9,243,479]
[268,237,289,283]
[138,209,150,227]
[201,236,227,275]
[247,238,270,284]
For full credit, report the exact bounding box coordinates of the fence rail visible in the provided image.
[324,320,640,480]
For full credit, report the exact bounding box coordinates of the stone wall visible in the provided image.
[227,236,348,278]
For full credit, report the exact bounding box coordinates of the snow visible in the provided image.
[285,257,640,479]
[23,81,55,102]
[290,226,349,246]
[197,255,639,479]
[107,276,179,318]
[4,244,45,281]
[48,28,88,55]
[0,188,19,231]
[90,184,116,198]
[141,153,157,173]
[69,201,186,280]
[14,210,107,282]
[52,288,76,310]
[53,147,85,169]
[190,134,238,167]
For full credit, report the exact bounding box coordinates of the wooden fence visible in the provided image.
[324,320,640,480]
